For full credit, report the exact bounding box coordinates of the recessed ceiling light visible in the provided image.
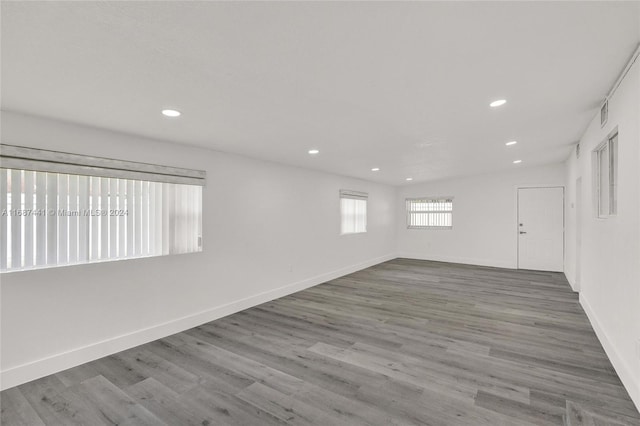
[371,168,380,172]
[308,149,319,155]
[162,109,181,117]
[490,99,507,107]
[513,160,522,164]
[406,177,413,181]
[415,142,434,148]
[506,141,518,146]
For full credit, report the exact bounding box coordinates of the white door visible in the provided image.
[575,178,582,290]
[518,187,564,272]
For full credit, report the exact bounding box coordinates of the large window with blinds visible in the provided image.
[406,197,453,229]
[0,145,205,273]
[340,190,367,234]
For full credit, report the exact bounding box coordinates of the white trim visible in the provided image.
[339,195,368,234]
[607,43,640,100]
[565,273,577,292]
[593,129,619,219]
[580,293,640,411]
[397,252,513,269]
[0,253,396,390]
[406,197,454,229]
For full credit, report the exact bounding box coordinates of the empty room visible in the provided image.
[1,1,639,425]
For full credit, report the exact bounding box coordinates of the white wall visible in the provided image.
[396,163,566,269]
[0,111,397,389]
[564,57,640,408]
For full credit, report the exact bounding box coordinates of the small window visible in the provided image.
[594,132,618,217]
[340,190,367,234]
[0,145,205,273]
[600,99,608,127]
[407,197,453,229]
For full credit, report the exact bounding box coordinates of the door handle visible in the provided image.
[519,231,527,234]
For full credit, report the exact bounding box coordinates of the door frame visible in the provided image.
[575,177,582,292]
[515,185,565,270]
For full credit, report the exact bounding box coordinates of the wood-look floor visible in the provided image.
[2,259,639,426]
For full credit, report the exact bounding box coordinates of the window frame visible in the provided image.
[593,130,618,218]
[339,190,368,235]
[406,197,454,230]
[0,144,205,273]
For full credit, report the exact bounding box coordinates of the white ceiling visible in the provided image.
[2,2,639,185]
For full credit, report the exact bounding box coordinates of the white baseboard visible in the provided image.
[563,268,578,292]
[580,293,640,411]
[0,253,397,391]
[397,252,514,269]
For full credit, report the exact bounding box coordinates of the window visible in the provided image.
[340,190,367,234]
[407,197,453,229]
[594,132,618,217]
[0,144,205,273]
[600,99,608,127]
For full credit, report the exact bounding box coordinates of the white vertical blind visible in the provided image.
[90,176,100,261]
[155,182,165,255]
[142,181,149,255]
[1,169,203,272]
[10,170,22,268]
[173,184,181,252]
[164,184,173,255]
[35,172,47,265]
[134,180,142,257]
[58,174,68,265]
[185,185,192,252]
[109,178,118,259]
[78,175,90,263]
[177,185,186,252]
[117,179,126,258]
[126,179,134,258]
[100,177,109,260]
[24,171,34,268]
[68,175,78,264]
[0,169,7,271]
[189,185,197,252]
[46,173,58,265]
[149,182,156,256]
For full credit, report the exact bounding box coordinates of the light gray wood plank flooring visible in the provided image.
[2,259,639,425]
